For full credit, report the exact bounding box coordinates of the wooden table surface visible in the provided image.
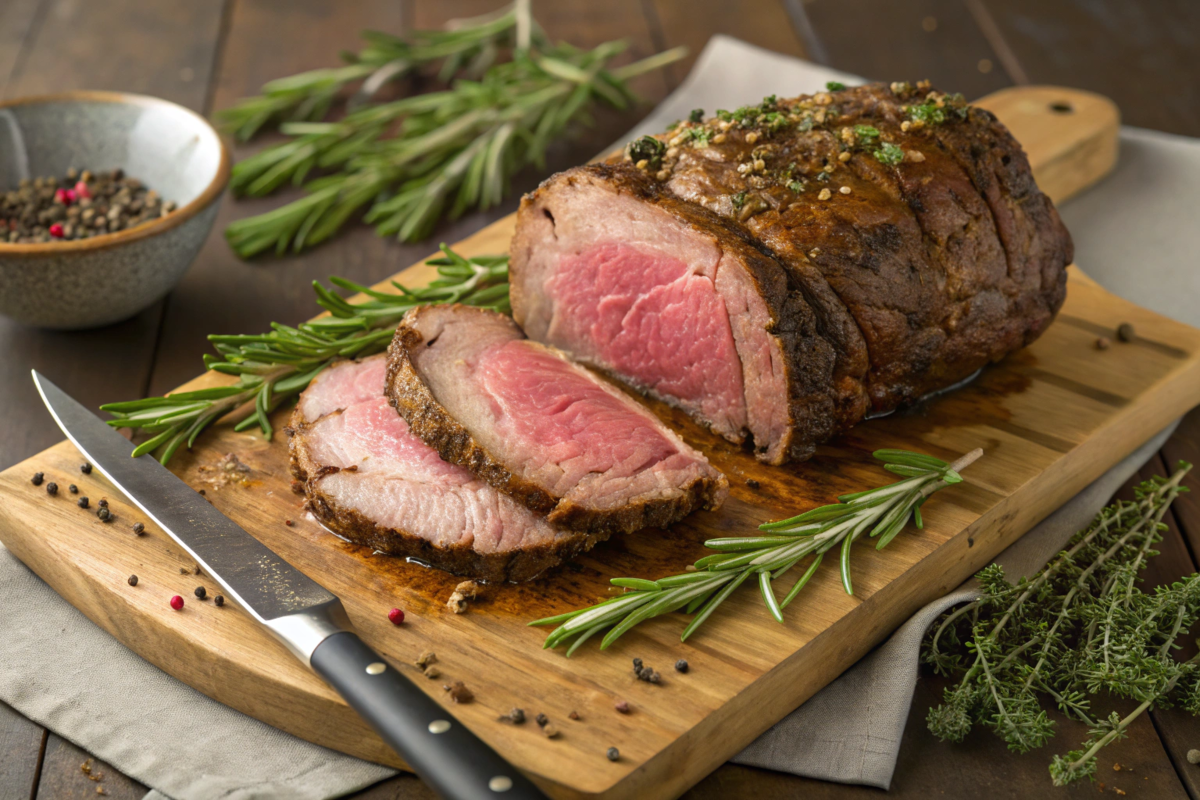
[2,1,1199,797]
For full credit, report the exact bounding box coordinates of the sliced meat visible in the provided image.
[288,355,599,582]
[385,304,728,534]
[510,164,840,463]
[510,81,1072,462]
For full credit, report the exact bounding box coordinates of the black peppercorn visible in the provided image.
[746,479,761,490]
[77,497,89,509]
[80,463,92,474]
[69,484,78,494]
[194,586,207,600]
[606,747,620,762]
[1117,322,1136,343]
[133,522,145,535]
[46,482,58,495]
[214,595,225,607]
[675,659,689,673]
[127,575,138,586]
[97,507,111,521]
[536,713,548,727]
[98,499,108,507]
[31,472,44,486]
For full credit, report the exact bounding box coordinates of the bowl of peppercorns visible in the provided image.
[0,91,229,329]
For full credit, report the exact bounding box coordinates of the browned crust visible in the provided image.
[385,305,728,534]
[286,396,605,583]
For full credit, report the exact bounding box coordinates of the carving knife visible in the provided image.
[33,371,548,800]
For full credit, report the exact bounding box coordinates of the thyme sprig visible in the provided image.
[924,463,1197,785]
[223,21,685,256]
[100,247,509,464]
[531,448,982,654]
[216,3,535,142]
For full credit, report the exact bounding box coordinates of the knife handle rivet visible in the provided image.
[365,662,386,675]
[428,719,451,734]
[488,776,513,792]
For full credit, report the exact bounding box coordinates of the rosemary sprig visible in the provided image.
[924,463,1197,785]
[531,448,982,654]
[101,246,509,464]
[216,3,535,141]
[224,35,685,256]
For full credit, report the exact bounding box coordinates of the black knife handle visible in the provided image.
[310,631,548,800]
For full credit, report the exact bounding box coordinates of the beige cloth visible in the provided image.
[0,35,1196,799]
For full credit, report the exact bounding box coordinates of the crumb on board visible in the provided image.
[447,681,474,703]
[447,580,482,613]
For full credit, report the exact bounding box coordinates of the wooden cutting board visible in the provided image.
[2,86,1189,800]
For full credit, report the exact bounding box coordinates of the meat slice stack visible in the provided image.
[288,355,599,582]
[385,304,728,535]
[510,82,1074,464]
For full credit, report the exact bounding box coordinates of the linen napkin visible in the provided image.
[1,35,1198,800]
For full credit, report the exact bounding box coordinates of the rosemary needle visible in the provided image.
[531,448,982,652]
[101,246,509,464]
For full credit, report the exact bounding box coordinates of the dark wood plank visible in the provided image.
[0,0,229,472]
[1162,407,1200,564]
[34,735,145,800]
[803,0,1013,99]
[645,0,808,86]
[0,700,44,800]
[978,0,1200,137]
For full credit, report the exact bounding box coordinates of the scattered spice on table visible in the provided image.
[746,478,760,489]
[194,586,207,600]
[614,700,630,714]
[69,484,78,494]
[46,481,58,496]
[446,580,481,613]
[387,607,405,625]
[569,710,580,721]
[178,567,189,575]
[416,650,438,669]
[446,681,474,703]
[169,595,184,611]
[80,463,92,474]
[536,713,549,727]
[98,499,108,507]
[1095,336,1111,350]
[193,563,202,575]
[501,708,526,724]
[632,658,661,684]
[127,575,138,587]
[1,170,175,243]
[674,659,689,673]
[133,522,145,535]
[606,747,620,762]
[543,723,559,738]
[97,507,111,521]
[31,472,43,486]
[1117,322,1136,342]
[77,497,89,509]
[284,518,294,527]
[423,666,441,679]
[214,595,225,607]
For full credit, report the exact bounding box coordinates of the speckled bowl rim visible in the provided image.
[0,90,231,256]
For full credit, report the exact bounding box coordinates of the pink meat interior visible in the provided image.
[546,242,748,436]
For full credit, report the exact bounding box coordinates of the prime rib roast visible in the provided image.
[288,355,603,582]
[510,81,1073,464]
[385,304,728,535]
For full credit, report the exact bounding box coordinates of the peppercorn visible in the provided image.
[69,484,78,494]
[194,586,207,600]
[388,608,405,625]
[98,499,108,507]
[504,708,526,724]
[632,657,643,673]
[170,595,184,611]
[1117,322,1136,342]
[569,710,580,721]
[31,472,44,486]
[97,507,110,521]
[77,497,89,509]
[80,463,92,474]
[214,595,225,607]
[746,479,761,489]
[1095,336,1111,350]
[127,575,138,586]
[46,482,58,496]
[607,747,620,762]
[133,522,145,535]
[675,659,689,673]
[447,681,474,703]
[284,519,294,527]
[536,713,548,727]
[614,700,630,714]
[543,723,559,738]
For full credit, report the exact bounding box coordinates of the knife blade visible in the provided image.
[32,371,548,800]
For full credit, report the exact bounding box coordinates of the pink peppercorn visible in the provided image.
[74,181,91,200]
[170,595,184,611]
[54,188,73,205]
[49,223,65,239]
[388,608,405,625]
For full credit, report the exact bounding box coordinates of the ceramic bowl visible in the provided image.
[0,91,229,329]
